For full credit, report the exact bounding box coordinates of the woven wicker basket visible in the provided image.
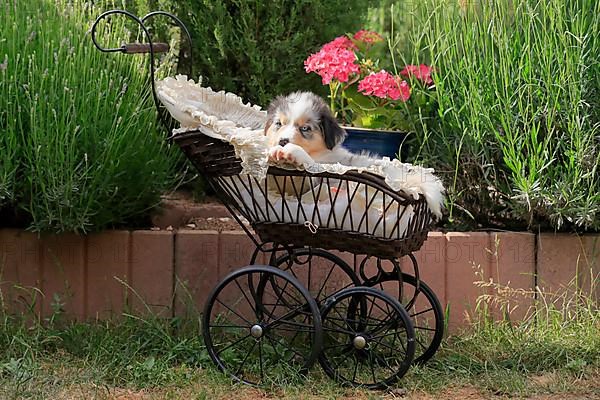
[173,129,434,259]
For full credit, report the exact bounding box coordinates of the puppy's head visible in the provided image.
[264,91,346,156]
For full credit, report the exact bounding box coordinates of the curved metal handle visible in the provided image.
[122,42,170,54]
[91,9,194,134]
[141,11,193,70]
[91,9,152,54]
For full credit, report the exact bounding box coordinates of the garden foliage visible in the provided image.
[382,0,599,231]
[165,0,371,106]
[0,0,180,233]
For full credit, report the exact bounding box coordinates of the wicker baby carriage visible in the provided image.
[93,10,444,389]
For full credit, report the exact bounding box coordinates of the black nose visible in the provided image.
[279,138,289,146]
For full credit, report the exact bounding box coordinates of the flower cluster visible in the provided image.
[400,64,434,85]
[304,29,436,130]
[304,44,359,85]
[358,70,410,101]
[321,35,355,52]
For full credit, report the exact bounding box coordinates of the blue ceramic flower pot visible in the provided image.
[341,126,409,161]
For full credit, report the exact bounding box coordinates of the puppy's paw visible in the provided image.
[278,144,314,166]
[268,145,285,162]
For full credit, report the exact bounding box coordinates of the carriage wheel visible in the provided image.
[318,287,415,389]
[202,265,323,385]
[268,248,361,307]
[364,273,444,364]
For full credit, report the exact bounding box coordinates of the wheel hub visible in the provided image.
[250,324,263,338]
[353,335,367,350]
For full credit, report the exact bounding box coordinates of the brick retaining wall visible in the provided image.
[0,229,597,331]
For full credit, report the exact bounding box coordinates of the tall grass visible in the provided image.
[0,274,597,397]
[0,0,180,232]
[0,83,18,209]
[385,0,600,231]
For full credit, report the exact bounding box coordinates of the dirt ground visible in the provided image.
[45,371,600,400]
[151,190,246,231]
[54,385,600,400]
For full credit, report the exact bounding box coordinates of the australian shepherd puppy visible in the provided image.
[263,91,445,220]
[265,91,376,168]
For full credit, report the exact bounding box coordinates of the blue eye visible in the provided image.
[274,120,282,128]
[300,126,311,133]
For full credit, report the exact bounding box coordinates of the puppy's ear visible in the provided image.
[321,112,347,149]
[264,117,273,135]
[264,95,285,135]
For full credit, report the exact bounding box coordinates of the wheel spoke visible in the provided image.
[415,336,428,351]
[371,336,406,355]
[370,330,408,343]
[331,303,357,334]
[215,333,252,357]
[315,265,337,300]
[351,353,359,383]
[368,348,378,384]
[233,278,258,317]
[362,274,444,366]
[233,340,257,376]
[209,324,248,329]
[414,325,437,332]
[264,303,310,329]
[410,307,434,318]
[267,278,290,320]
[263,331,283,360]
[270,320,315,332]
[258,339,264,380]
[215,298,252,325]
[264,332,306,361]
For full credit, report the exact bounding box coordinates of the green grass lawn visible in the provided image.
[2,358,599,400]
[1,277,598,400]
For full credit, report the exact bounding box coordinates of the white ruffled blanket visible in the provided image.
[156,75,444,238]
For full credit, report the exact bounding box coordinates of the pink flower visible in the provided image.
[321,35,355,52]
[400,64,434,85]
[304,47,360,84]
[353,30,384,44]
[358,70,411,101]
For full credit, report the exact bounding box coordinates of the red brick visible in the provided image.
[328,250,357,289]
[489,232,535,322]
[444,232,491,333]
[217,231,263,316]
[537,234,586,297]
[581,235,600,302]
[86,231,129,319]
[0,229,42,315]
[410,231,446,308]
[174,230,219,316]
[130,230,174,316]
[40,233,86,319]
[218,231,263,278]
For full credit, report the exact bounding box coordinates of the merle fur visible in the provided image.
[265,92,347,149]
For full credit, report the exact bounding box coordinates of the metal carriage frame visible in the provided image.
[92,9,444,389]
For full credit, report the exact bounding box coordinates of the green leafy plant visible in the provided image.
[384,0,600,231]
[169,0,370,106]
[0,0,181,233]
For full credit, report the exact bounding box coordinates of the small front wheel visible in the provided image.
[203,265,323,386]
[364,273,444,365]
[318,287,415,389]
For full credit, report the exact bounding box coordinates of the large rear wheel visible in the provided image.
[203,265,323,385]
